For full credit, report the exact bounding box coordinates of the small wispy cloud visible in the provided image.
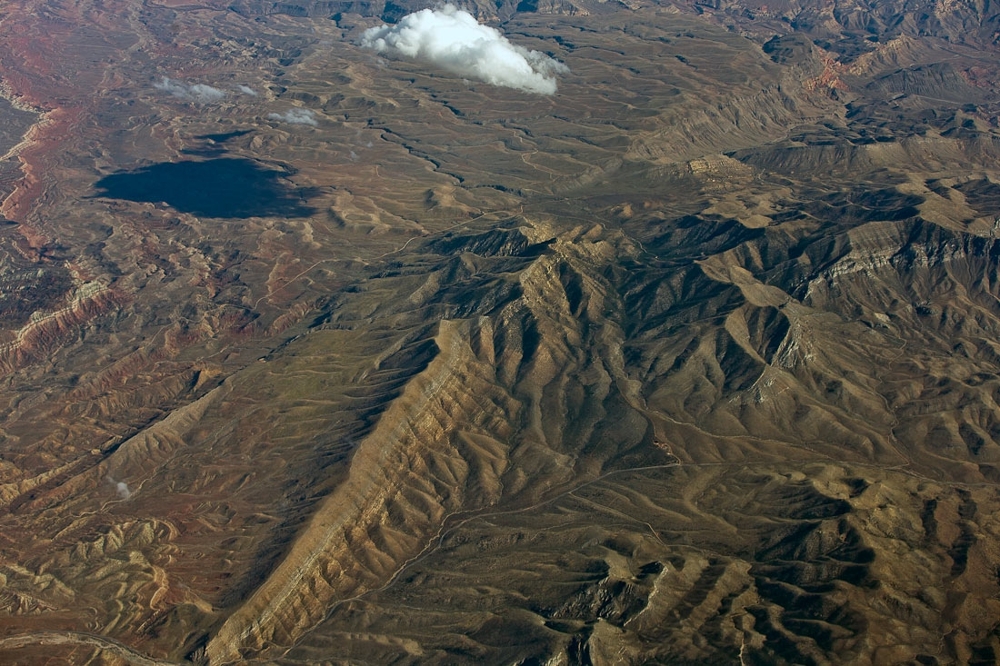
[268,108,318,126]
[155,77,226,103]
[236,84,258,96]
[106,476,132,499]
[360,4,567,95]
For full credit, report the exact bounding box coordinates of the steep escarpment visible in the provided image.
[202,221,665,661]
[200,174,1000,663]
[254,193,1000,664]
[204,318,517,662]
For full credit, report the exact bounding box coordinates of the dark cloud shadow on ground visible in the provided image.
[92,157,317,219]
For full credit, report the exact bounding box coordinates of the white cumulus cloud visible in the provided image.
[155,77,226,103]
[268,108,318,126]
[360,4,567,95]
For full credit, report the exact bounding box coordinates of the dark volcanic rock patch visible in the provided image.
[0,96,37,156]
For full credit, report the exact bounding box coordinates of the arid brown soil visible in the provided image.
[1,0,1000,664]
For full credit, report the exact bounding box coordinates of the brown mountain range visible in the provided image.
[1,0,1000,663]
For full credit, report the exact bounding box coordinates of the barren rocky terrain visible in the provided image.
[1,0,1000,663]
